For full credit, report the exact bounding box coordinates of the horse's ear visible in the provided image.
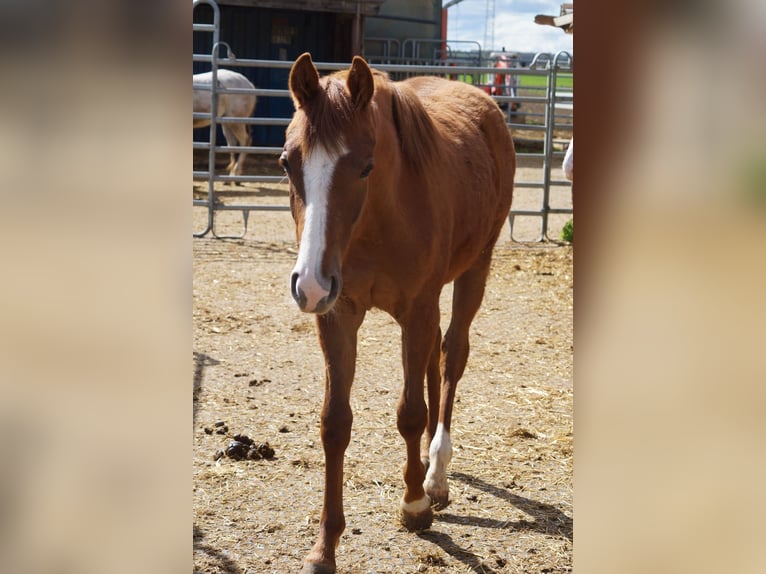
[289,52,320,109]
[347,56,374,109]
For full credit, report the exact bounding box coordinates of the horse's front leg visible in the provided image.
[397,300,440,531]
[301,309,365,574]
[422,327,442,468]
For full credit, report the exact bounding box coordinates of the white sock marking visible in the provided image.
[424,423,452,494]
[401,495,431,514]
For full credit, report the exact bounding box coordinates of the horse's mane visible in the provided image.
[296,76,357,157]
[386,79,440,173]
[297,68,440,173]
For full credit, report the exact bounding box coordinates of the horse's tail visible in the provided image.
[245,94,256,144]
[247,91,257,118]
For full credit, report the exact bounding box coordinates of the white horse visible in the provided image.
[193,70,257,177]
[563,137,573,181]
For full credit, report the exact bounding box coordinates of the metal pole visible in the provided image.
[207,43,220,238]
[193,0,220,238]
[541,57,555,241]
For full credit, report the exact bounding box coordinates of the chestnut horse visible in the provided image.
[281,53,515,574]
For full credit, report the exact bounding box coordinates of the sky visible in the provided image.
[445,0,573,55]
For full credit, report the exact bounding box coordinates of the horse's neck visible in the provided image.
[370,97,405,198]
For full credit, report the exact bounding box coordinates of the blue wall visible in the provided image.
[193,3,348,147]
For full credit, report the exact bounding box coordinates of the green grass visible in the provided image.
[519,74,573,89]
[452,74,479,84]
[450,74,572,90]
[561,219,574,243]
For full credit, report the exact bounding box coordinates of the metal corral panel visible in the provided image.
[194,1,365,146]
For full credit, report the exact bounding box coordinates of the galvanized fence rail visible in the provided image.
[193,0,572,240]
[508,51,573,242]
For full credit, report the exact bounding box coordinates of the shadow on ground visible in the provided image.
[194,524,242,574]
[417,471,572,573]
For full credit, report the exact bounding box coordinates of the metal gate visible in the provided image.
[508,51,573,242]
[193,0,572,241]
[193,0,291,239]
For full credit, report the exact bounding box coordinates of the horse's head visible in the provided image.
[282,53,376,314]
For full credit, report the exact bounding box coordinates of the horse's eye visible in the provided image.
[279,151,291,176]
[360,162,374,179]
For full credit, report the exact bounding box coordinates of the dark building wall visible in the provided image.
[193,2,354,146]
[364,0,442,61]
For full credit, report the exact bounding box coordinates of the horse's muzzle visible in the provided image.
[290,271,341,314]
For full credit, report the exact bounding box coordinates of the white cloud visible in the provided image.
[446,0,573,55]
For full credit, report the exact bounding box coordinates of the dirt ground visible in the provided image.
[193,191,572,573]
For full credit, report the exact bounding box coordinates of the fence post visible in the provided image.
[193,0,220,238]
[541,58,557,241]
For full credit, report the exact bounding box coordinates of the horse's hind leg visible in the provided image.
[225,123,251,178]
[221,124,237,177]
[424,255,493,509]
[235,124,251,177]
[398,299,440,531]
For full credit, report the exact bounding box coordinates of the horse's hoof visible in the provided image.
[400,496,434,531]
[400,506,433,531]
[424,473,450,510]
[428,490,451,510]
[301,560,336,574]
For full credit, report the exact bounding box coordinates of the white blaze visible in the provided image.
[291,143,347,312]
